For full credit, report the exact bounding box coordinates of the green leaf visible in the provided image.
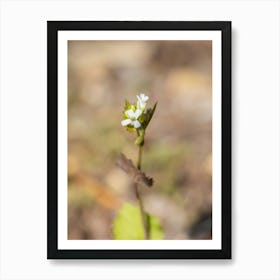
[126,126,135,133]
[143,102,157,129]
[123,100,136,118]
[125,99,130,108]
[113,202,164,240]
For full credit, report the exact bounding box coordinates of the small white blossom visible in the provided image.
[136,93,149,111]
[121,108,142,129]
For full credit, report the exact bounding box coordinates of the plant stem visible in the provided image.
[137,144,142,169]
[134,143,149,240]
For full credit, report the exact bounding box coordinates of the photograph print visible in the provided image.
[47,21,231,259]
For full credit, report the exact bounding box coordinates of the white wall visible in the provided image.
[0,0,279,279]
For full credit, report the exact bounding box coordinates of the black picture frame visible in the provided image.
[47,21,231,259]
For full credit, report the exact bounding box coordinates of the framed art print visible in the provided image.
[47,21,231,259]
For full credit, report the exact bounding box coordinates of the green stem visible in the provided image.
[137,144,142,169]
[134,142,149,240]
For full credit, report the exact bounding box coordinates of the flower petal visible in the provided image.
[136,95,141,103]
[133,120,141,128]
[125,109,135,119]
[121,119,132,126]
[134,109,142,119]
[140,93,149,102]
[136,97,146,110]
[137,100,143,109]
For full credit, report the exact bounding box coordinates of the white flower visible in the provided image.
[136,93,149,111]
[121,108,142,128]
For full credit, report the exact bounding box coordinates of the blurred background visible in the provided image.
[68,40,212,240]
